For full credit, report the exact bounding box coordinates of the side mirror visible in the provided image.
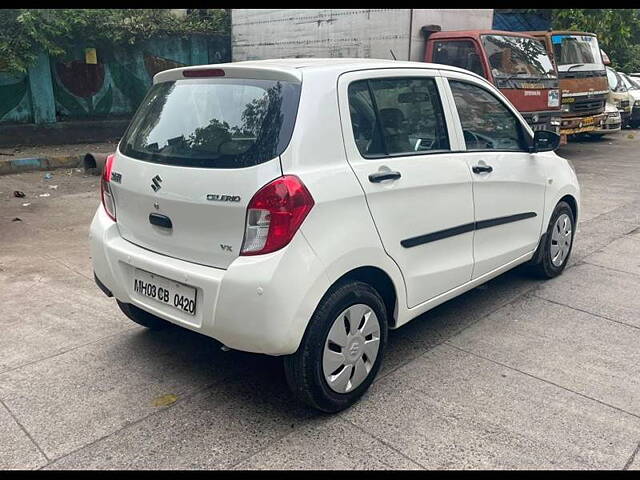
[529,130,560,153]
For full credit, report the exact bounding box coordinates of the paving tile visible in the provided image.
[344,344,640,469]
[582,236,640,277]
[44,360,314,469]
[0,325,268,460]
[449,295,640,415]
[381,267,536,378]
[235,416,421,470]
[536,262,640,329]
[0,402,47,470]
[0,254,131,373]
[570,217,638,265]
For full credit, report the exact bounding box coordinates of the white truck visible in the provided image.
[231,9,494,62]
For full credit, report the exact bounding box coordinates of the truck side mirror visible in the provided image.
[530,130,560,153]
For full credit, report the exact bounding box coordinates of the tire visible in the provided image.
[528,201,575,279]
[117,300,168,329]
[283,280,389,413]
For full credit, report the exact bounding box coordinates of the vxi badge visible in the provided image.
[206,194,241,202]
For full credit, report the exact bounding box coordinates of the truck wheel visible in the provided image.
[117,300,168,329]
[528,201,575,279]
[283,280,388,413]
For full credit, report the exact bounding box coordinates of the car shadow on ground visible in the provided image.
[115,264,541,416]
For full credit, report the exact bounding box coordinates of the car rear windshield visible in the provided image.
[119,78,301,168]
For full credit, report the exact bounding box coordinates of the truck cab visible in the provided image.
[424,28,561,134]
[527,31,608,138]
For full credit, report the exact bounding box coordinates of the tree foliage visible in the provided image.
[521,9,640,72]
[0,9,229,73]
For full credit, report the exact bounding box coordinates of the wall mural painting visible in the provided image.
[0,74,29,122]
[51,53,187,119]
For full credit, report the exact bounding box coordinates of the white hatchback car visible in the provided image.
[90,59,580,412]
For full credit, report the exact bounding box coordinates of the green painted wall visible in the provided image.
[0,34,230,125]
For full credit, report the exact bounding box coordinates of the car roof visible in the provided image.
[154,57,485,84]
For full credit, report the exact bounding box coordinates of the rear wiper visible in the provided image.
[567,64,585,71]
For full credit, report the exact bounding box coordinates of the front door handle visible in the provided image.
[369,171,401,183]
[472,164,493,174]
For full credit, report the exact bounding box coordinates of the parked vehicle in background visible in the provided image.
[230,10,559,134]
[423,28,561,134]
[527,31,608,140]
[606,67,633,127]
[589,102,622,137]
[619,72,640,128]
[90,59,580,412]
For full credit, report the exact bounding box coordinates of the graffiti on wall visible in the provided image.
[0,34,230,124]
[0,73,32,123]
[51,53,187,119]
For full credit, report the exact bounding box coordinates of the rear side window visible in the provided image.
[120,78,301,168]
[347,77,450,158]
[449,80,527,151]
[433,41,485,77]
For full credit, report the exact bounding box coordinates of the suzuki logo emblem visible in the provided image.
[151,175,162,192]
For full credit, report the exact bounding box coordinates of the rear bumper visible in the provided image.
[89,207,329,355]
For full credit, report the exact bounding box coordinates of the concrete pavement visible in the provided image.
[1,133,639,469]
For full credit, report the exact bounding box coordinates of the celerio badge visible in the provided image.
[207,194,241,202]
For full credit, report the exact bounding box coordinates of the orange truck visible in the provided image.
[526,31,608,139]
[423,28,562,134]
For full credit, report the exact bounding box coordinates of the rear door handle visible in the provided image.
[369,171,401,183]
[149,213,173,229]
[472,164,493,174]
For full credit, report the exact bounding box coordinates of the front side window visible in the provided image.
[432,41,485,77]
[120,78,301,168]
[449,80,527,151]
[347,77,450,158]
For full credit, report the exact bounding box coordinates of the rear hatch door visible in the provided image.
[110,71,301,269]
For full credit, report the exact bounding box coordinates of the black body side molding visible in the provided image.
[401,212,537,248]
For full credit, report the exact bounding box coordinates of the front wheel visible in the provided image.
[528,201,575,278]
[283,280,388,413]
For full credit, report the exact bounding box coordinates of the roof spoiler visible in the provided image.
[421,24,442,40]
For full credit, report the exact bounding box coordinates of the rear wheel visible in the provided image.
[528,201,575,279]
[284,280,388,413]
[117,300,167,329]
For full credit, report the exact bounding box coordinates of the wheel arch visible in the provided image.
[558,194,578,224]
[335,266,399,328]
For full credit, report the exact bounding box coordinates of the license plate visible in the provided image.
[133,269,197,316]
[582,116,595,126]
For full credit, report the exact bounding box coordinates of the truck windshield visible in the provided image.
[551,34,604,72]
[482,34,556,79]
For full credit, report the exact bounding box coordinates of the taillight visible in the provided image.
[101,153,117,221]
[240,175,314,256]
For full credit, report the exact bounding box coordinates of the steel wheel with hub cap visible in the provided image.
[528,201,575,278]
[284,280,388,412]
[323,303,381,394]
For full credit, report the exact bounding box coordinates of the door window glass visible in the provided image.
[449,80,526,151]
[347,77,450,157]
[433,41,485,77]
